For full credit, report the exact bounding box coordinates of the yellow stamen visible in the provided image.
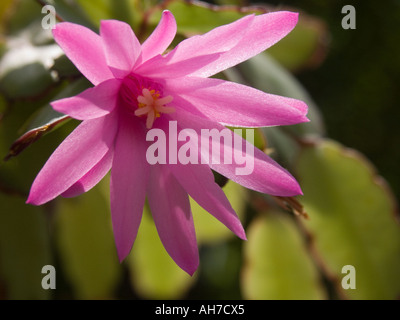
[134,88,174,129]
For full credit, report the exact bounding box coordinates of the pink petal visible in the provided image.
[52,22,114,85]
[140,10,177,63]
[134,52,221,79]
[110,115,149,262]
[147,164,199,275]
[172,110,303,197]
[166,11,299,78]
[100,20,142,79]
[167,77,308,127]
[61,148,113,198]
[159,14,254,73]
[51,78,121,120]
[27,113,117,205]
[169,163,246,240]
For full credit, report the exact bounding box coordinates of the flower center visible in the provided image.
[120,75,175,129]
[135,88,175,129]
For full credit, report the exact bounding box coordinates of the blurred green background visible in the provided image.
[269,0,400,202]
[0,0,399,300]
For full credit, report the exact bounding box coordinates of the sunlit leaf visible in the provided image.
[55,187,121,299]
[74,0,134,27]
[0,24,62,99]
[297,140,400,299]
[153,0,256,35]
[242,211,326,300]
[0,63,54,100]
[0,193,52,299]
[197,240,242,299]
[127,205,196,299]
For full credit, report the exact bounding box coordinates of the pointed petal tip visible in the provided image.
[51,21,115,85]
[183,262,199,277]
[25,197,48,206]
[116,245,130,264]
[187,270,196,277]
[281,10,299,24]
[161,10,176,23]
[161,10,177,28]
[295,100,310,124]
[297,99,309,112]
[237,230,247,241]
[270,173,304,198]
[162,9,172,15]
[25,195,36,206]
[232,221,247,240]
[114,231,135,264]
[114,226,137,264]
[287,98,308,121]
[289,104,310,125]
[296,113,310,124]
[26,190,48,206]
[287,182,304,197]
[100,19,141,77]
[266,11,299,34]
[289,12,300,30]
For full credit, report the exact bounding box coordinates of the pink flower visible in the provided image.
[27,11,308,275]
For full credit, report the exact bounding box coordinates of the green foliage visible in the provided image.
[267,14,328,71]
[0,194,51,300]
[150,0,250,35]
[242,212,326,300]
[74,0,135,28]
[0,25,59,99]
[297,140,400,299]
[55,186,121,299]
